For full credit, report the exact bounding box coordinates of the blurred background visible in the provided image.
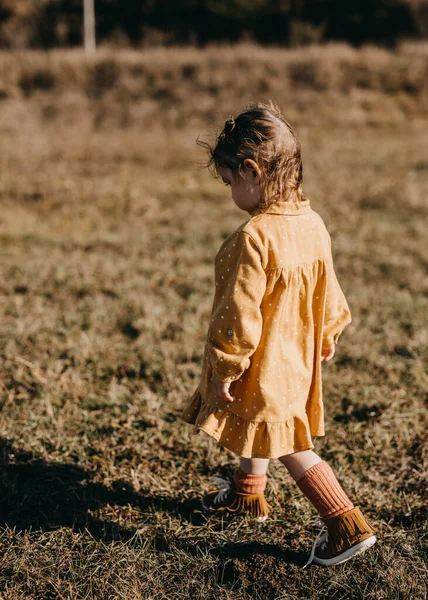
[0,0,428,48]
[0,2,427,599]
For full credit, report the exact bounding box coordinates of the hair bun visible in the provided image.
[224,117,236,135]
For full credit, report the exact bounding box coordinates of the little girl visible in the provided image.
[181,101,377,567]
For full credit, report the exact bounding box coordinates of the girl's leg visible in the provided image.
[279,448,376,566]
[239,457,270,475]
[202,456,272,519]
[279,450,354,518]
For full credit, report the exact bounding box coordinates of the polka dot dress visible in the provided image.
[180,198,352,459]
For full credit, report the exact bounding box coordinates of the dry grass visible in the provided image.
[0,44,427,599]
[0,41,428,133]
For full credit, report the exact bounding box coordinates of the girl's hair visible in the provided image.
[198,100,308,210]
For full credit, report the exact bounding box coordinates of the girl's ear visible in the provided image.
[243,158,262,184]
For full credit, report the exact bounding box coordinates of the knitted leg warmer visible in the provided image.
[233,467,267,494]
[296,461,354,519]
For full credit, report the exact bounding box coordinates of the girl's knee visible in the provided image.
[278,450,322,480]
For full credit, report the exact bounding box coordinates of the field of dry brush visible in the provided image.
[0,42,427,599]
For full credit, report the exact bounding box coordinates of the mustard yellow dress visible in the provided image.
[180,198,352,459]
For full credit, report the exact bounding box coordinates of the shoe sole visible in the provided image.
[200,499,268,522]
[313,535,377,566]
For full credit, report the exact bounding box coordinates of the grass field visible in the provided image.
[0,43,427,599]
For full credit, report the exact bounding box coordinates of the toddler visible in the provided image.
[181,101,377,567]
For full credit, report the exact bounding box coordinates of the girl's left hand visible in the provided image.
[321,343,336,362]
[212,375,235,403]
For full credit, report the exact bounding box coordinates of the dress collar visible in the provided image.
[248,198,311,217]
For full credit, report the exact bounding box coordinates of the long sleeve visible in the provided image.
[206,230,267,383]
[322,236,352,347]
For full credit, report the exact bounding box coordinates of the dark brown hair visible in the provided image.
[197,100,308,210]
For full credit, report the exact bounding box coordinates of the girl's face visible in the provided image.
[217,160,262,213]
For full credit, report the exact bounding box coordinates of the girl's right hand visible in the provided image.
[321,343,336,362]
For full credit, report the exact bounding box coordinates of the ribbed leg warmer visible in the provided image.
[295,461,354,519]
[233,467,267,494]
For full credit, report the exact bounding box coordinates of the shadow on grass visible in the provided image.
[0,438,307,565]
[0,437,206,539]
[210,542,306,566]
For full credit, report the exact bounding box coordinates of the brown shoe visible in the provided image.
[303,506,377,567]
[201,476,272,522]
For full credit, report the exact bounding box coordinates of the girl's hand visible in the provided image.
[321,343,336,362]
[212,375,235,403]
